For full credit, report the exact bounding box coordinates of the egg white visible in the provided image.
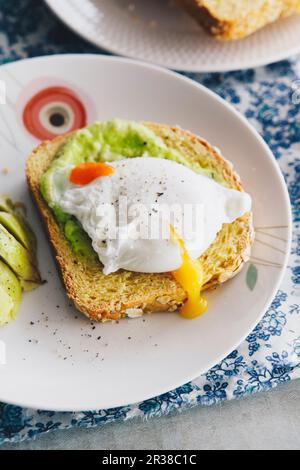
[54,157,251,274]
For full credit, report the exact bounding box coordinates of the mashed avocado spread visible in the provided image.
[40,119,216,260]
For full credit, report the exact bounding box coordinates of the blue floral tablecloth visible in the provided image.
[0,0,299,445]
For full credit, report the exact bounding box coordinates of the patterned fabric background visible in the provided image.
[0,0,299,445]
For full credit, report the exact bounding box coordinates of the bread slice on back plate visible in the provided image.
[26,122,254,322]
[177,0,300,40]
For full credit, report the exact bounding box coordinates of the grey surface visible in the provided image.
[2,379,300,450]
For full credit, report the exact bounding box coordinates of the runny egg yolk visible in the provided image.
[70,162,115,185]
[170,226,208,319]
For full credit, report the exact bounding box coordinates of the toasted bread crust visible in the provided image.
[26,123,253,321]
[177,0,300,40]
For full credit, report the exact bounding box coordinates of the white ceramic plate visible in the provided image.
[0,55,291,411]
[44,0,300,72]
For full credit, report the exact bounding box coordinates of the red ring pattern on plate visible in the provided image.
[23,86,87,140]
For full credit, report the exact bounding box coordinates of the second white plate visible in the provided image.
[45,0,300,72]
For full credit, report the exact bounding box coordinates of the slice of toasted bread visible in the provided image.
[177,0,300,40]
[26,122,253,321]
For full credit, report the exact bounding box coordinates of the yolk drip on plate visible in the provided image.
[170,226,208,319]
[70,162,115,185]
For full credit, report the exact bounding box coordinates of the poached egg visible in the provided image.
[55,157,251,274]
[53,156,252,318]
